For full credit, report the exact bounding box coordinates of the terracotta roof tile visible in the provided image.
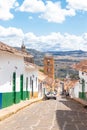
[25,61,37,70]
[0,41,33,57]
[64,80,78,90]
[73,60,87,72]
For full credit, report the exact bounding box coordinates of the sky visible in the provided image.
[0,0,87,52]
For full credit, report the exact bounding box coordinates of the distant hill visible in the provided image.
[15,47,45,66]
[47,50,87,57]
[15,47,87,57]
[14,47,87,79]
[26,48,45,58]
[15,47,45,57]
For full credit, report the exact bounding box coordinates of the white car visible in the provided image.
[45,91,57,100]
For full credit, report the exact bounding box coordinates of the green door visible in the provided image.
[20,74,23,100]
[26,77,29,99]
[13,72,16,103]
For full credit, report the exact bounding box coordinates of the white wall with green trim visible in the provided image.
[79,71,87,99]
[25,68,38,93]
[0,51,25,108]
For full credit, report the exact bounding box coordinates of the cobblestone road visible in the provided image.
[0,96,87,130]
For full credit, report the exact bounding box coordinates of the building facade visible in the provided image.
[25,62,38,98]
[21,43,34,63]
[0,41,38,109]
[44,55,54,79]
[73,60,87,100]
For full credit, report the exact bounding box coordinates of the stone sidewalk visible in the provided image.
[0,98,42,121]
[73,97,87,107]
[62,95,87,107]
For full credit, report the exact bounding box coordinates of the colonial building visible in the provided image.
[25,62,38,98]
[21,43,34,63]
[0,41,38,109]
[64,79,79,98]
[44,55,54,79]
[73,60,87,100]
[38,71,48,97]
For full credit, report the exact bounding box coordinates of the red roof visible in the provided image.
[0,41,33,57]
[73,60,87,72]
[64,79,78,90]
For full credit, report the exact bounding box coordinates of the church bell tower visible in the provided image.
[44,55,54,79]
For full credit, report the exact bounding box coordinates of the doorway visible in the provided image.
[13,72,16,103]
[26,77,29,99]
[20,74,23,100]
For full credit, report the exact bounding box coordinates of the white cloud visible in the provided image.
[0,0,19,20]
[0,26,24,37]
[18,0,75,23]
[0,26,87,51]
[0,26,24,47]
[61,33,84,50]
[40,1,75,23]
[67,0,87,11]
[19,0,45,12]
[0,0,87,22]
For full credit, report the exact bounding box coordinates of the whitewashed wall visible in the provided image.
[25,68,38,92]
[74,82,79,98]
[69,82,79,98]
[83,72,87,92]
[0,51,24,92]
[79,71,87,92]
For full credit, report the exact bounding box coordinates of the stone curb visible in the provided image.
[0,98,43,121]
[71,97,87,107]
[63,95,87,107]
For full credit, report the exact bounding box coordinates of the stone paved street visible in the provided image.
[56,96,87,130]
[0,96,87,130]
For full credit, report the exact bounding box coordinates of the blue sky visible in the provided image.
[0,0,87,51]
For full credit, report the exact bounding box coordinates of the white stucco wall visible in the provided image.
[38,82,42,98]
[79,71,87,92]
[0,51,24,93]
[74,82,79,98]
[25,68,38,92]
[69,82,79,98]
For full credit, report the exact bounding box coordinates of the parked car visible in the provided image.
[45,91,57,100]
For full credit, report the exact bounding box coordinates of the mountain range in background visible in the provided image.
[15,47,87,79]
[47,50,87,57]
[15,46,87,57]
[25,48,87,57]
